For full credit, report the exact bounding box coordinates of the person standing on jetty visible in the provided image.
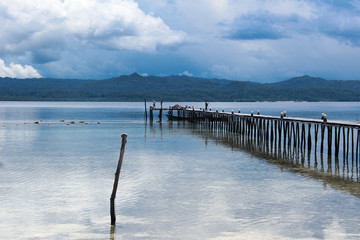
[205,100,209,110]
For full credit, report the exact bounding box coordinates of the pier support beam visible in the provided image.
[150,108,153,122]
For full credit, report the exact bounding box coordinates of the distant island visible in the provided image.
[0,74,359,102]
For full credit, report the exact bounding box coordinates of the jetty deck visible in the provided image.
[149,105,359,127]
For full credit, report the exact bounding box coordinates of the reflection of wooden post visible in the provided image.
[110,133,128,226]
[110,225,116,240]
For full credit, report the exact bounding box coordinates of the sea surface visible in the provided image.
[0,101,360,240]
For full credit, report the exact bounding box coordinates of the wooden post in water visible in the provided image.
[357,129,360,162]
[335,127,341,158]
[144,99,147,122]
[283,121,288,147]
[314,125,319,152]
[150,108,153,122]
[270,120,274,145]
[346,128,350,160]
[307,124,312,152]
[343,127,346,159]
[159,101,163,122]
[328,126,333,157]
[110,133,128,226]
[351,128,355,161]
[320,125,325,155]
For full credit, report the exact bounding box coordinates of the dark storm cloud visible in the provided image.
[224,1,360,46]
[226,11,304,40]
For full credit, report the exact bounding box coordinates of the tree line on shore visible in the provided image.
[0,73,359,101]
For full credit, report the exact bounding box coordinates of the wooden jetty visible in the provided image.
[147,104,360,176]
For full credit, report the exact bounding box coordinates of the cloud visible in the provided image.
[64,0,187,51]
[223,0,360,45]
[0,0,187,64]
[210,64,256,81]
[179,71,193,77]
[0,59,42,78]
[226,11,303,40]
[316,10,360,46]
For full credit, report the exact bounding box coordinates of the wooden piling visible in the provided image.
[159,101,163,122]
[144,99,147,121]
[314,124,319,152]
[296,122,300,149]
[150,108,153,122]
[347,128,350,160]
[292,122,296,148]
[110,133,128,226]
[335,127,341,158]
[328,126,333,157]
[289,122,294,147]
[351,128,354,161]
[307,124,312,152]
[357,129,359,162]
[321,125,325,154]
[278,120,282,146]
[283,121,288,147]
[343,127,346,159]
[302,123,306,151]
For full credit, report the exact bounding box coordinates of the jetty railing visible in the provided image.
[148,105,360,182]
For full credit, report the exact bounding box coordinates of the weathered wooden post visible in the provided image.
[159,101,163,122]
[328,126,333,157]
[300,123,306,150]
[278,120,282,147]
[320,125,325,154]
[346,128,350,159]
[270,120,274,146]
[150,107,153,122]
[110,133,128,226]
[334,127,341,158]
[283,121,289,147]
[357,129,360,162]
[314,124,319,152]
[296,122,300,149]
[307,124,312,152]
[144,99,147,122]
[351,128,354,161]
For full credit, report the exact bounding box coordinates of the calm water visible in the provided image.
[0,101,360,240]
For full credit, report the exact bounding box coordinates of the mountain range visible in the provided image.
[0,74,359,101]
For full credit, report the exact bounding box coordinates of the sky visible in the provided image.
[0,0,360,82]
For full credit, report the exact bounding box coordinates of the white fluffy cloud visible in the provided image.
[0,59,42,78]
[179,71,193,77]
[0,0,186,64]
[64,0,186,51]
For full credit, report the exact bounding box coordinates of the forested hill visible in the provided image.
[0,73,359,101]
